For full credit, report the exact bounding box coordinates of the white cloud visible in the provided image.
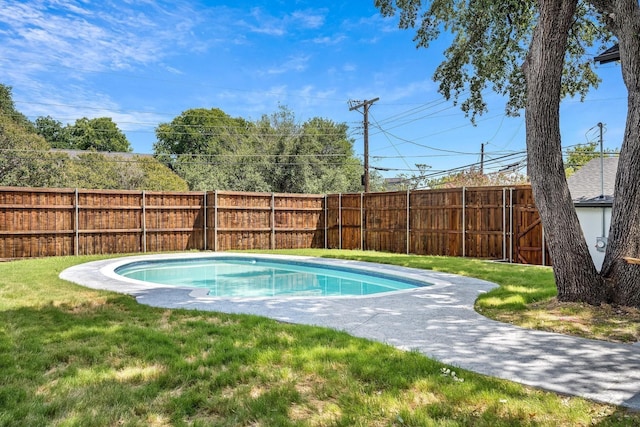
[312,35,347,45]
[245,7,287,36]
[0,0,213,140]
[291,10,326,29]
[243,7,328,37]
[6,1,219,65]
[164,66,184,75]
[13,83,166,132]
[346,77,434,106]
[377,79,435,103]
[267,55,311,75]
[343,63,357,72]
[337,13,398,44]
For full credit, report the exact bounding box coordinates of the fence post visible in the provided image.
[338,194,343,250]
[462,187,466,257]
[502,187,507,260]
[214,190,218,252]
[74,188,79,256]
[509,188,514,263]
[142,190,147,253]
[406,189,410,255]
[271,193,276,249]
[203,192,207,251]
[324,195,328,249]
[360,192,364,250]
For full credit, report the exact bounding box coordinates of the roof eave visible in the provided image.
[595,44,620,64]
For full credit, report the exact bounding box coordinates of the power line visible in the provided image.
[372,127,480,155]
[0,152,358,168]
[369,112,413,173]
[0,148,363,160]
[418,151,528,179]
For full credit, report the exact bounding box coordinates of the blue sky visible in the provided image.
[0,0,628,179]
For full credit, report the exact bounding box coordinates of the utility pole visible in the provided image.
[480,143,485,175]
[349,97,379,192]
[598,122,604,199]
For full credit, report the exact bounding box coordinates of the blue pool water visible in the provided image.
[115,257,427,297]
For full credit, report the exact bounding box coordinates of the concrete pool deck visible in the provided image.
[60,252,640,410]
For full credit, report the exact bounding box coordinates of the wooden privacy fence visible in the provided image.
[209,191,324,251]
[326,186,550,266]
[0,185,549,265]
[0,187,324,259]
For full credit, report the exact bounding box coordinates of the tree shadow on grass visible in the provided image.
[1,296,639,426]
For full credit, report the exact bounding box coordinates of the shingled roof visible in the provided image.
[595,44,620,64]
[567,157,618,205]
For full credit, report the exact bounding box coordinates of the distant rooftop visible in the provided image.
[567,157,618,205]
[51,149,153,159]
[595,44,620,64]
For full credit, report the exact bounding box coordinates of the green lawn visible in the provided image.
[1,251,638,426]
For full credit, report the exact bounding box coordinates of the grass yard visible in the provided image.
[1,250,639,426]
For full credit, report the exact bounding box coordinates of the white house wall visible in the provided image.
[575,206,612,271]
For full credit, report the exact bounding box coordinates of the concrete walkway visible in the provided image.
[60,253,640,410]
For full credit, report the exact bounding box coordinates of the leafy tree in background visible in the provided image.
[0,83,188,191]
[154,108,266,191]
[256,106,302,193]
[34,116,73,149]
[67,117,131,152]
[64,153,189,191]
[0,84,36,132]
[375,0,640,307]
[64,152,122,189]
[155,106,363,193]
[0,114,67,187]
[155,108,251,156]
[35,115,132,152]
[428,168,529,189]
[136,157,189,191]
[0,84,66,187]
[299,117,362,193]
[256,107,362,194]
[564,142,618,176]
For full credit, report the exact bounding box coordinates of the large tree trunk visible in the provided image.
[523,0,607,303]
[595,0,640,307]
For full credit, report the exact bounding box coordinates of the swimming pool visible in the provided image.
[115,256,428,297]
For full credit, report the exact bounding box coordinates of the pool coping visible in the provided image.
[60,252,640,410]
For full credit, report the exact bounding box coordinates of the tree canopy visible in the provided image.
[154,106,363,194]
[375,0,610,117]
[0,84,63,187]
[72,117,131,152]
[35,115,132,152]
[0,113,65,187]
[62,152,188,191]
[3,84,362,193]
[34,116,70,148]
[0,84,36,132]
[155,107,270,192]
[0,84,185,190]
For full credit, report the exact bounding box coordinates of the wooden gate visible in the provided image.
[512,190,551,265]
